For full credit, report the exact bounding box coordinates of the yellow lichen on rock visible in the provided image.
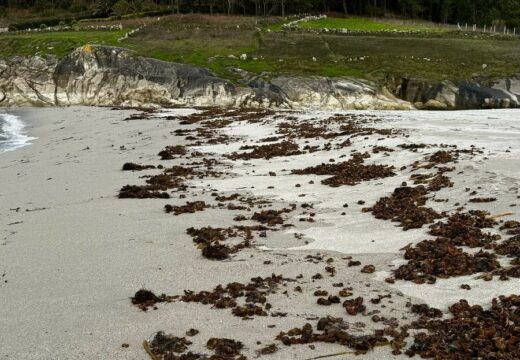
[83,44,93,53]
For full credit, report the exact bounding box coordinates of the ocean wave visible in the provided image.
[0,113,36,152]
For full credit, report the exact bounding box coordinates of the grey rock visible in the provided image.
[0,55,57,106]
[0,46,237,107]
[397,77,520,109]
[270,76,411,110]
[53,46,236,107]
[0,46,410,109]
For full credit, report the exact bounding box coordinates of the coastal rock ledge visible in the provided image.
[0,45,519,110]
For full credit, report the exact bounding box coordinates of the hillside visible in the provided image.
[1,14,519,87]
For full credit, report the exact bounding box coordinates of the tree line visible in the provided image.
[2,0,520,27]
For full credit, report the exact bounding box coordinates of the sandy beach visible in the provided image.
[1,106,519,359]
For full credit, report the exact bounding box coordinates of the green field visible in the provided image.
[1,14,519,85]
[297,17,440,32]
[0,30,125,58]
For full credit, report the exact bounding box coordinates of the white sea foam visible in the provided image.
[0,113,36,152]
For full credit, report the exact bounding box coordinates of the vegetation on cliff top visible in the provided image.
[0,13,519,86]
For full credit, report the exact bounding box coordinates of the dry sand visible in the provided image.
[0,106,519,359]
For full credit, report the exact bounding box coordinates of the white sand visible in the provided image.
[1,106,519,359]
[196,109,520,309]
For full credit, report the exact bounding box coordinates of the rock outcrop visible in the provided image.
[0,45,408,109]
[395,77,520,110]
[0,45,518,110]
[0,46,240,107]
[53,46,239,107]
[0,55,57,106]
[269,76,410,110]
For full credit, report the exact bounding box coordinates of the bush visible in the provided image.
[70,0,90,12]
[112,0,133,16]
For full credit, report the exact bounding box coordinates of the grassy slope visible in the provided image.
[0,14,519,85]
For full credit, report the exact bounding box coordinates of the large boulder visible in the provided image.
[270,76,412,110]
[0,55,57,106]
[54,45,237,107]
[397,77,520,109]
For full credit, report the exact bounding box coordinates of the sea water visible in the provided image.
[0,113,35,152]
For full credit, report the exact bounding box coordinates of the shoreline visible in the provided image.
[0,110,36,152]
[1,106,519,359]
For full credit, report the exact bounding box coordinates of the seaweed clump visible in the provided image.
[394,238,500,284]
[428,211,498,247]
[186,226,260,260]
[227,141,302,160]
[181,274,289,318]
[158,145,187,160]
[364,186,442,230]
[251,206,295,226]
[122,163,155,171]
[165,201,207,216]
[292,153,395,187]
[131,289,173,311]
[206,338,244,358]
[118,185,170,199]
[406,296,520,359]
[148,331,192,354]
[276,321,388,354]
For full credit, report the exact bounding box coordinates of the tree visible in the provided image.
[499,0,520,27]
[3,0,520,30]
[93,0,117,15]
[226,0,233,15]
[439,0,452,23]
[208,0,216,14]
[398,0,423,18]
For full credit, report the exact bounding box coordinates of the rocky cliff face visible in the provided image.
[0,46,238,107]
[0,45,518,110]
[0,55,57,106]
[53,46,241,107]
[0,45,409,109]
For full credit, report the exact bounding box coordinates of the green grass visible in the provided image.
[298,17,441,32]
[0,30,126,58]
[0,14,518,86]
[257,32,520,82]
